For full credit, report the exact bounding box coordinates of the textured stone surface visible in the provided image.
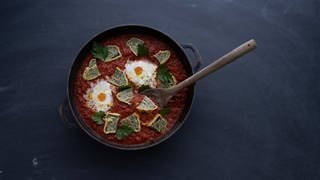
[0,0,319,179]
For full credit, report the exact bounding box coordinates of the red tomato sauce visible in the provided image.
[74,34,189,145]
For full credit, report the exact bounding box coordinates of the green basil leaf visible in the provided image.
[137,44,149,56]
[160,107,171,116]
[116,125,134,140]
[157,64,175,88]
[96,119,104,125]
[118,85,132,91]
[91,111,105,125]
[138,85,150,92]
[91,42,109,60]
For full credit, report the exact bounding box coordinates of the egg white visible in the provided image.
[124,60,157,87]
[84,80,113,112]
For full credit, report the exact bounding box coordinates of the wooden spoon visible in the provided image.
[142,39,257,107]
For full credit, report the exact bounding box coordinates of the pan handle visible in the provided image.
[58,98,78,128]
[181,43,203,72]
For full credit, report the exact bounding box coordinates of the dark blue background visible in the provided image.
[1,0,319,179]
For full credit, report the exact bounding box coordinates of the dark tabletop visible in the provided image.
[1,0,320,179]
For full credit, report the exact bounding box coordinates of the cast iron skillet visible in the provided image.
[59,25,203,150]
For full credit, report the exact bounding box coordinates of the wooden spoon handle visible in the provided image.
[170,39,257,93]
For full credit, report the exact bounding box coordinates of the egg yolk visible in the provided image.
[134,66,143,76]
[97,93,106,102]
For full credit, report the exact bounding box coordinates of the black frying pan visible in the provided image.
[59,25,202,150]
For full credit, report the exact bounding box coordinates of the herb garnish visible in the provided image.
[116,125,134,140]
[137,44,149,56]
[118,85,131,91]
[138,85,151,92]
[160,107,171,116]
[92,42,109,60]
[91,111,105,125]
[157,64,175,88]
